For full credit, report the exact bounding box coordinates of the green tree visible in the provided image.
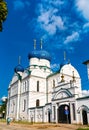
[0,97,7,118]
[0,0,8,31]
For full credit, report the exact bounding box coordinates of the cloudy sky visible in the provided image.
[0,0,89,98]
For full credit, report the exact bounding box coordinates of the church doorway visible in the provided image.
[48,111,51,123]
[82,110,88,125]
[57,104,71,124]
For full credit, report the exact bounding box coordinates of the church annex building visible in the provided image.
[6,43,89,125]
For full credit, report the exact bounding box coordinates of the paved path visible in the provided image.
[0,122,87,130]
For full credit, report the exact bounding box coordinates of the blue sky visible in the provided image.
[0,0,89,98]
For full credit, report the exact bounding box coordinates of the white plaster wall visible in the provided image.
[30,58,39,66]
[29,76,47,107]
[10,74,18,85]
[19,93,29,120]
[76,98,89,124]
[31,69,47,78]
[77,98,89,109]
[39,59,50,68]
[8,96,17,119]
[29,58,50,68]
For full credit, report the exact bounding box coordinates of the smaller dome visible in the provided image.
[60,63,80,78]
[14,64,24,73]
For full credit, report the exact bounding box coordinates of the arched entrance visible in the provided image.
[57,104,71,124]
[82,110,88,125]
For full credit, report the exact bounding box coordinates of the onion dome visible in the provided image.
[60,63,80,78]
[28,39,51,61]
[28,50,51,61]
[14,64,24,73]
[39,50,51,61]
[28,50,40,59]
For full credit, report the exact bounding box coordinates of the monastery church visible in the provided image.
[7,40,89,125]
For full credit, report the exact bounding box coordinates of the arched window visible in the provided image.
[25,81,27,91]
[37,81,39,92]
[23,99,26,111]
[36,99,40,107]
[53,79,55,88]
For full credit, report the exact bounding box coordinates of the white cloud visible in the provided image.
[37,7,65,36]
[41,0,64,7]
[51,63,60,71]
[75,0,89,21]
[49,0,64,7]
[1,96,7,102]
[82,90,89,96]
[83,22,89,33]
[34,0,87,52]
[64,32,80,44]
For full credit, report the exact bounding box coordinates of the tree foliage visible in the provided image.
[0,101,6,113]
[0,98,7,118]
[0,0,8,31]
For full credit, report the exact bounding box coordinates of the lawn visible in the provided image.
[77,128,89,130]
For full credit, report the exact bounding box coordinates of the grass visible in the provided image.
[77,128,89,130]
[0,120,89,130]
[0,119,6,122]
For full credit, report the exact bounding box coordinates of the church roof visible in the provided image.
[28,50,51,61]
[60,63,80,78]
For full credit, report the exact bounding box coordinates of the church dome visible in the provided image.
[39,50,51,61]
[60,63,80,78]
[28,50,40,59]
[14,64,24,73]
[28,50,51,61]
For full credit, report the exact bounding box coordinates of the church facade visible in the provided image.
[6,45,89,125]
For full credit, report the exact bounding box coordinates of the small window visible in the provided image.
[25,81,27,91]
[36,99,40,107]
[37,81,39,92]
[53,80,55,88]
[23,99,26,111]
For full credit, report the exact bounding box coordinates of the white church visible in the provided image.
[7,41,89,125]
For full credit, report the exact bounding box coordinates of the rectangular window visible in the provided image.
[37,81,39,92]
[36,99,40,107]
[53,80,55,88]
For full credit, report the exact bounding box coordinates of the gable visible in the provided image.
[10,74,18,85]
[53,88,73,100]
